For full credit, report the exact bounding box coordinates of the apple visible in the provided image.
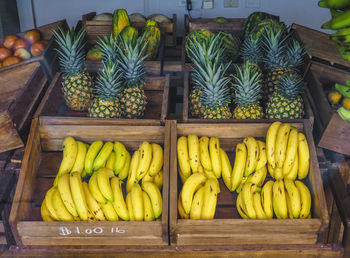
[24,29,41,44]
[3,35,19,49]
[14,48,31,60]
[3,56,21,66]
[0,47,12,61]
[30,42,45,56]
[13,38,28,51]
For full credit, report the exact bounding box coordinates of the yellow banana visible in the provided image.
[136,141,153,181]
[231,143,247,191]
[111,177,129,221]
[101,201,119,221]
[284,179,301,218]
[243,137,259,177]
[204,169,220,194]
[96,168,115,202]
[52,188,74,221]
[82,182,105,221]
[88,173,107,204]
[153,171,163,189]
[44,187,60,221]
[93,142,113,172]
[295,180,311,219]
[143,191,155,221]
[236,192,249,219]
[41,198,55,221]
[142,181,162,218]
[275,123,291,168]
[57,136,78,176]
[247,166,267,187]
[142,171,154,184]
[118,150,131,180]
[57,173,78,217]
[178,191,190,219]
[198,162,204,173]
[188,134,200,173]
[267,162,275,178]
[190,186,205,219]
[272,180,287,219]
[149,143,163,176]
[126,150,140,193]
[242,182,256,219]
[71,141,87,174]
[177,136,191,177]
[85,140,103,176]
[253,192,267,219]
[199,136,212,171]
[106,151,116,170]
[209,137,221,178]
[126,192,135,221]
[274,167,283,180]
[201,178,218,219]
[86,207,96,221]
[219,148,232,191]
[261,180,274,219]
[285,192,294,219]
[266,121,282,168]
[179,168,190,184]
[131,184,144,221]
[282,128,298,177]
[256,140,267,170]
[235,176,247,194]
[285,150,298,180]
[70,172,89,221]
[181,173,207,214]
[298,132,310,180]
[114,141,128,175]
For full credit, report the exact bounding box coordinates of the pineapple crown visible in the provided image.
[231,61,262,107]
[241,35,263,64]
[96,34,119,64]
[95,58,123,100]
[53,26,86,76]
[116,33,148,89]
[277,73,304,100]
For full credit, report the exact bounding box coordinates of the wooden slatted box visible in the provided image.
[169,120,329,246]
[9,117,170,246]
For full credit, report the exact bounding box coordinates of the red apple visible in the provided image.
[0,47,12,61]
[14,48,31,60]
[30,42,45,56]
[13,38,28,51]
[24,29,41,44]
[3,56,21,66]
[3,35,19,49]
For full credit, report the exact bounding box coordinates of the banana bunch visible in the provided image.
[237,179,312,219]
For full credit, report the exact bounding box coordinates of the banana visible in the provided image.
[93,142,113,172]
[198,162,204,173]
[331,27,350,37]
[298,132,310,180]
[82,182,106,221]
[188,134,200,173]
[101,201,119,221]
[241,182,256,219]
[142,191,155,221]
[199,136,212,171]
[96,168,115,202]
[261,180,274,219]
[148,143,163,176]
[44,187,60,220]
[285,192,294,219]
[284,179,301,219]
[111,177,129,221]
[319,0,350,9]
[131,184,144,221]
[274,167,283,180]
[267,162,275,178]
[153,171,163,189]
[41,198,55,221]
[88,173,107,204]
[282,128,298,177]
[71,141,87,174]
[85,140,103,176]
[295,180,311,219]
[142,171,154,184]
[243,137,259,177]
[179,168,189,184]
[203,169,220,194]
[106,151,116,170]
[285,150,298,180]
[266,121,282,168]
[57,136,78,177]
[248,166,267,187]
[70,172,89,221]
[253,192,267,219]
[231,143,247,191]
[201,178,218,219]
[126,150,140,193]
[136,141,153,181]
[52,188,74,221]
[220,148,232,191]
[178,191,190,219]
[236,176,247,194]
[57,173,78,217]
[114,141,128,175]
[177,136,191,177]
[181,173,207,214]
[142,181,162,218]
[118,150,131,180]
[256,140,267,170]
[126,192,135,221]
[86,207,96,221]
[236,192,249,219]
[272,180,288,219]
[209,137,221,178]
[190,186,205,219]
[275,123,291,168]
[325,9,350,30]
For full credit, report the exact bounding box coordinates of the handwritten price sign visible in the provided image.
[58,226,126,236]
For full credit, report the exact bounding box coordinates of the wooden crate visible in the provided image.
[169,120,329,246]
[0,63,49,153]
[182,71,314,125]
[0,20,68,81]
[9,117,170,246]
[34,73,170,125]
[304,61,350,155]
[82,12,177,47]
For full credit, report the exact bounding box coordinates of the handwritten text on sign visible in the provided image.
[59,226,126,236]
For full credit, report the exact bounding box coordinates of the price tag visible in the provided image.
[58,226,126,236]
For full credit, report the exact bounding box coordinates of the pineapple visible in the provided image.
[266,73,304,119]
[96,34,119,64]
[53,27,94,111]
[241,35,263,69]
[116,35,148,118]
[189,88,204,117]
[88,59,123,118]
[231,61,264,119]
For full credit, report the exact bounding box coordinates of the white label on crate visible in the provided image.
[58,226,125,236]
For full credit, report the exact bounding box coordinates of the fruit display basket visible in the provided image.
[0,62,49,153]
[34,73,170,125]
[0,19,68,81]
[9,117,170,246]
[83,12,177,47]
[304,61,350,155]
[169,120,329,246]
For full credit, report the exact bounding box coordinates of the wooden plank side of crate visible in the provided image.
[185,15,245,33]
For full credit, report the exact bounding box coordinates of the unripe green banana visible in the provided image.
[85,140,103,175]
[114,141,128,175]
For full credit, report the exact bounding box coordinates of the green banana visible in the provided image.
[335,83,350,98]
[336,44,350,61]
[319,0,350,9]
[331,35,350,43]
[338,107,350,122]
[331,27,350,37]
[323,9,350,30]
[318,0,329,8]
[346,79,350,86]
